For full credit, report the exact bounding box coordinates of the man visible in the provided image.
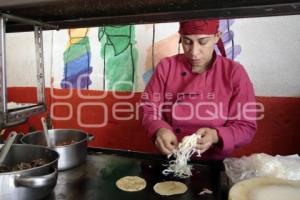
[141,19,257,160]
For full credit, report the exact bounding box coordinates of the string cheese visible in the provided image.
[162,134,201,178]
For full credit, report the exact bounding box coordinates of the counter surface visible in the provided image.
[45,148,228,200]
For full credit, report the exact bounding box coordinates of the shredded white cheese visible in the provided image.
[162,133,201,178]
[198,188,213,195]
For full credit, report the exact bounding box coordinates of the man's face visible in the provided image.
[181,33,220,67]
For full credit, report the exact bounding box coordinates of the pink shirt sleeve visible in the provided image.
[140,61,173,140]
[214,66,257,155]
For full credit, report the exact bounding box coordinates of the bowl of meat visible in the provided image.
[21,129,94,171]
[0,144,59,200]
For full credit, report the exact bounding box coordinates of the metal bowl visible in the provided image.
[0,144,59,200]
[21,129,94,171]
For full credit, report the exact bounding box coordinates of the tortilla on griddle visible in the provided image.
[153,181,188,196]
[116,176,146,192]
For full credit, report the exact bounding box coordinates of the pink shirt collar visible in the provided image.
[181,51,218,75]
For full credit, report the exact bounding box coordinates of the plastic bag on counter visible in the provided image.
[223,153,300,184]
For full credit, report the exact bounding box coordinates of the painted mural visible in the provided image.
[61,28,93,89]
[5,15,300,96]
[142,24,181,85]
[219,19,241,59]
[98,25,138,91]
[57,20,240,92]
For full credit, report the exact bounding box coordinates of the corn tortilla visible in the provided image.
[153,181,188,196]
[116,176,146,192]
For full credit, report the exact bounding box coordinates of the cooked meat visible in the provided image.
[56,140,76,146]
[0,159,49,173]
[31,158,48,167]
[0,164,11,173]
[12,162,32,171]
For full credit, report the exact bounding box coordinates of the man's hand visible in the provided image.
[155,128,178,155]
[195,128,219,154]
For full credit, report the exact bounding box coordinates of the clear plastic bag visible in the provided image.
[223,153,300,184]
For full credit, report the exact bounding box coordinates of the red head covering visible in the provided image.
[178,20,226,57]
[179,20,219,35]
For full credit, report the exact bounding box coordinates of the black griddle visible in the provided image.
[44,147,228,200]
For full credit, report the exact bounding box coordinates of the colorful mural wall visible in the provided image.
[58,20,241,92]
[6,15,300,96]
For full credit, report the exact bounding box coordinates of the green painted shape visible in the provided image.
[100,26,132,56]
[104,44,138,91]
[104,26,130,36]
[98,27,105,41]
[99,25,138,91]
[109,36,130,56]
[64,37,90,63]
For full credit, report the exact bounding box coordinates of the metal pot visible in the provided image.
[21,129,94,170]
[0,144,58,200]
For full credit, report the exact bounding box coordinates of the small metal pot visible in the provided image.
[21,129,94,170]
[0,144,59,200]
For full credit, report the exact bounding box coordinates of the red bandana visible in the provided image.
[179,20,219,35]
[179,20,226,57]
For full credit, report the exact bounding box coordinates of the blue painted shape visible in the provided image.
[61,52,93,89]
[218,19,242,60]
[143,69,154,85]
[219,19,235,32]
[221,30,234,44]
[63,53,91,77]
[226,45,242,60]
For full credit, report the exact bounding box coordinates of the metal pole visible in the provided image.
[34,26,45,104]
[0,17,7,114]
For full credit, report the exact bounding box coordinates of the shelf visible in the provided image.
[0,103,46,128]
[0,14,47,128]
[0,0,300,32]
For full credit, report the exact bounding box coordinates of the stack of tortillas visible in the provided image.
[116,176,146,192]
[229,177,300,200]
[153,181,188,196]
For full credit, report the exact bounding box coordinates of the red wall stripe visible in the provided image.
[4,87,300,157]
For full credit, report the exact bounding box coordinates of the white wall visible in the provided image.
[6,32,37,87]
[233,15,300,97]
[5,15,300,97]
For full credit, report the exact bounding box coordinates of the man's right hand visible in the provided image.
[154,128,178,155]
